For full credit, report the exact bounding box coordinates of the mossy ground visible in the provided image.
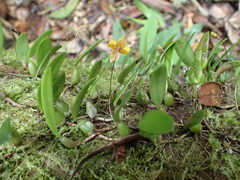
[0,50,239,180]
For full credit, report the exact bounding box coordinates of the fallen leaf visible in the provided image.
[99,0,113,15]
[225,21,240,44]
[13,20,29,33]
[198,82,222,106]
[0,0,9,18]
[209,3,234,20]
[120,6,142,18]
[228,12,240,29]
[141,0,175,13]
[16,7,29,20]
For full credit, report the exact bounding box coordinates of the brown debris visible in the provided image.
[198,82,222,107]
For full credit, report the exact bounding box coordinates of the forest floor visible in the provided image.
[0,49,239,180]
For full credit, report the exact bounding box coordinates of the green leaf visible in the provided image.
[194,32,209,70]
[71,69,80,84]
[35,45,62,77]
[0,21,3,55]
[136,89,149,106]
[175,37,195,66]
[55,99,69,113]
[117,122,130,137]
[15,33,29,63]
[114,91,132,122]
[88,60,102,80]
[28,30,53,58]
[184,110,205,128]
[114,70,138,106]
[41,67,60,137]
[86,101,97,119]
[74,39,104,65]
[211,41,240,71]
[28,60,37,76]
[60,137,76,148]
[53,72,66,100]
[138,110,174,134]
[36,37,52,66]
[78,120,94,135]
[149,65,167,107]
[48,52,67,77]
[113,20,125,40]
[36,84,42,110]
[71,78,95,119]
[139,15,158,59]
[208,38,227,69]
[134,0,151,17]
[50,0,79,19]
[0,119,12,145]
[118,60,136,84]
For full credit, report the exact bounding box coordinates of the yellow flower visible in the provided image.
[108,38,130,55]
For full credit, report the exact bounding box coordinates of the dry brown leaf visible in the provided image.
[198,82,222,106]
[14,20,29,32]
[209,3,234,20]
[228,12,240,29]
[100,0,113,15]
[142,0,175,13]
[16,7,29,20]
[120,6,142,18]
[0,0,9,18]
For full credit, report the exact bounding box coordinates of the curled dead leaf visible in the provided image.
[14,20,29,33]
[198,82,222,106]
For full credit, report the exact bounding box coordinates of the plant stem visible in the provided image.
[108,61,116,119]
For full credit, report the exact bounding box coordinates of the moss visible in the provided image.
[0,50,240,180]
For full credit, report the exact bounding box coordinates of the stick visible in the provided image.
[69,133,141,180]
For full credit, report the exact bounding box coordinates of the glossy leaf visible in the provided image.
[175,37,195,66]
[55,99,69,113]
[138,110,174,134]
[88,60,102,80]
[184,110,205,128]
[15,33,29,63]
[0,119,12,145]
[118,60,136,84]
[50,0,79,19]
[113,20,125,40]
[78,120,94,135]
[139,15,157,59]
[52,72,66,100]
[36,38,52,65]
[149,65,167,107]
[136,89,149,106]
[48,52,67,77]
[28,30,52,58]
[74,39,104,65]
[28,60,37,76]
[41,67,60,137]
[114,91,132,122]
[71,78,95,119]
[86,101,97,119]
[36,84,42,110]
[60,137,76,148]
[71,69,80,84]
[194,32,209,70]
[35,45,62,77]
[0,21,3,55]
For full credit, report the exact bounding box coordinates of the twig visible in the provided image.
[190,0,209,16]
[69,133,141,180]
[4,97,27,108]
